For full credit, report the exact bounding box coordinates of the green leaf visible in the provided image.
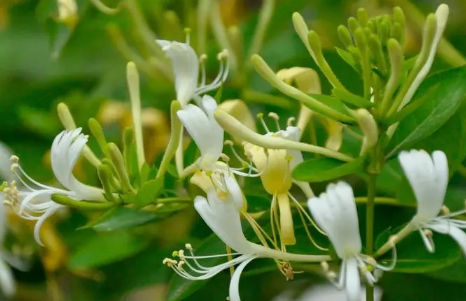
[386,66,466,157]
[292,156,366,182]
[412,103,466,174]
[332,87,373,108]
[68,231,149,269]
[375,226,463,273]
[83,207,162,232]
[335,47,359,73]
[135,178,164,207]
[308,93,351,118]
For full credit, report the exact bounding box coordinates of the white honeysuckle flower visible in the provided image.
[242,117,318,246]
[164,171,330,301]
[0,200,15,297]
[308,182,394,301]
[399,149,466,254]
[157,39,229,106]
[1,128,105,245]
[177,95,224,172]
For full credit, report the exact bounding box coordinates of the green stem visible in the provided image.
[365,172,377,301]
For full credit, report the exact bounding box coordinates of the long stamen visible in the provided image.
[199,54,208,87]
[257,113,270,133]
[268,112,281,131]
[293,197,328,251]
[195,50,229,95]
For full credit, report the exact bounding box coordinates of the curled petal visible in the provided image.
[229,257,255,301]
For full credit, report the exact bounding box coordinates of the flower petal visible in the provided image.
[0,259,15,297]
[194,194,254,254]
[309,182,361,258]
[34,203,63,246]
[229,257,255,301]
[398,150,446,222]
[157,40,199,106]
[345,257,361,301]
[177,101,223,169]
[429,222,466,257]
[0,142,14,182]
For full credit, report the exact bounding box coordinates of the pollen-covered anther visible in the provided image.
[441,205,450,215]
[423,229,433,238]
[199,54,208,63]
[287,117,296,127]
[178,249,186,261]
[217,49,229,60]
[268,112,279,121]
[326,270,337,280]
[185,243,193,250]
[172,250,179,257]
[224,140,234,146]
[220,153,230,162]
[320,261,330,272]
[10,155,19,163]
[163,258,178,268]
[177,260,185,270]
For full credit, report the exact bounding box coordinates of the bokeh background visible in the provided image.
[1,0,466,300]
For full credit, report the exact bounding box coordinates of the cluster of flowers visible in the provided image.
[1,3,465,301]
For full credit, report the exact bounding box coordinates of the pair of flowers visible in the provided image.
[168,148,466,301]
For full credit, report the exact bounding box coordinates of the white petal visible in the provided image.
[177,103,223,169]
[0,200,6,244]
[229,257,255,301]
[157,40,199,106]
[34,204,62,246]
[0,259,15,297]
[399,4,449,109]
[309,182,361,258]
[194,194,253,254]
[398,150,446,221]
[345,257,361,301]
[429,222,466,257]
[0,142,14,181]
[224,173,244,211]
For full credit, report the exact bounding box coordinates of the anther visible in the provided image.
[423,229,433,237]
[441,205,450,216]
[178,250,186,261]
[163,258,178,268]
[287,117,296,127]
[172,250,179,257]
[268,112,281,130]
[10,155,19,163]
[220,153,230,162]
[256,113,270,133]
[217,49,229,60]
[320,261,329,272]
[224,140,234,146]
[199,54,208,63]
[185,243,193,250]
[327,271,337,280]
[177,260,185,270]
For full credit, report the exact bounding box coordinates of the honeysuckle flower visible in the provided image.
[1,128,105,245]
[177,95,224,172]
[157,39,229,106]
[398,149,466,254]
[308,182,395,301]
[243,117,318,247]
[0,201,15,297]
[164,171,330,301]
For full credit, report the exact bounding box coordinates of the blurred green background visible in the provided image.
[1,0,466,300]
